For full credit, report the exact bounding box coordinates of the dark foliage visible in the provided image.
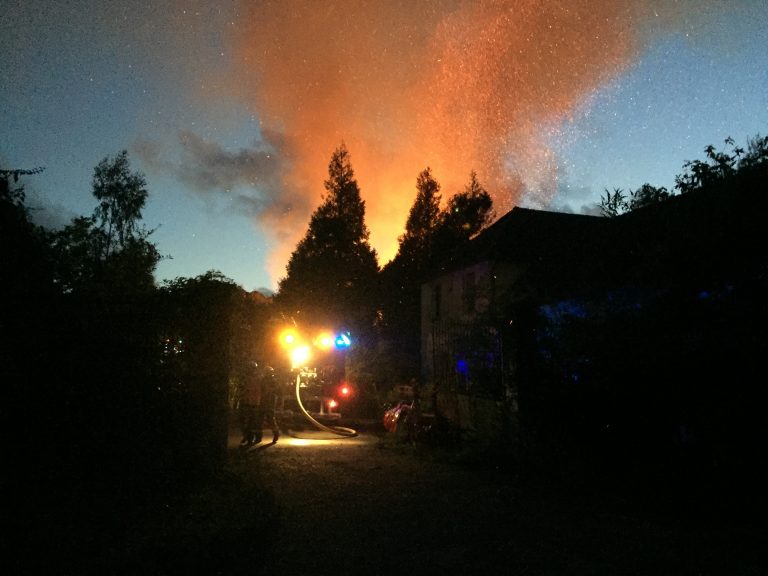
[2,160,268,573]
[513,132,768,509]
[277,143,379,336]
[377,168,443,381]
[48,151,160,295]
[600,183,672,217]
[377,170,495,385]
[154,272,271,483]
[3,156,259,515]
[601,133,768,218]
[438,170,494,245]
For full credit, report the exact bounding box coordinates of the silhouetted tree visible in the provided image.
[599,187,627,217]
[628,184,672,211]
[381,166,443,301]
[277,144,378,335]
[600,184,672,217]
[675,134,768,194]
[442,170,494,238]
[92,150,149,258]
[50,215,102,292]
[156,271,253,477]
[397,167,442,267]
[374,170,494,385]
[599,134,768,219]
[1,166,54,378]
[599,135,766,219]
[50,151,159,296]
[675,137,740,194]
[2,167,58,517]
[8,152,164,494]
[377,168,443,380]
[432,170,494,266]
[1,167,53,298]
[737,133,768,174]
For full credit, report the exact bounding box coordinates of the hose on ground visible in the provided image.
[293,374,357,437]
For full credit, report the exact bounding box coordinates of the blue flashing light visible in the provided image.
[334,332,351,349]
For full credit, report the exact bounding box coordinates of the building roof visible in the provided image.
[430,177,767,300]
[432,207,618,298]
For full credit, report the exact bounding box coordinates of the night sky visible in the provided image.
[2,0,766,293]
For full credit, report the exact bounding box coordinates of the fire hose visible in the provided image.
[293,373,357,437]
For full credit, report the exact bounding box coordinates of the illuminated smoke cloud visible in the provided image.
[136,129,313,254]
[171,131,282,197]
[225,0,718,282]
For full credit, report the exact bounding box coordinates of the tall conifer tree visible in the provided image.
[277,144,378,334]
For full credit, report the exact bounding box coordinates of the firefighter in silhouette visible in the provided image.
[239,361,263,446]
[260,365,280,444]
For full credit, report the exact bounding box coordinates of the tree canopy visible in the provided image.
[675,134,768,194]
[430,170,494,266]
[397,167,442,266]
[441,170,494,240]
[601,134,768,217]
[600,184,672,217]
[92,150,149,258]
[50,151,160,296]
[376,169,494,381]
[277,144,379,334]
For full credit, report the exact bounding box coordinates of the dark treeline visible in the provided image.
[274,132,768,512]
[3,132,766,515]
[2,142,497,504]
[275,146,495,409]
[2,155,274,512]
[520,134,768,509]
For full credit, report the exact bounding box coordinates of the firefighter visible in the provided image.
[239,361,263,446]
[260,365,280,444]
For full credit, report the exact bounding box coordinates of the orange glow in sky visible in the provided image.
[227,1,686,283]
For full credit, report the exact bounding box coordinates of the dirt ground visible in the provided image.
[232,424,767,576]
[11,421,766,575]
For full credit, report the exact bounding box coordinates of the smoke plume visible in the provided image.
[222,0,714,282]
